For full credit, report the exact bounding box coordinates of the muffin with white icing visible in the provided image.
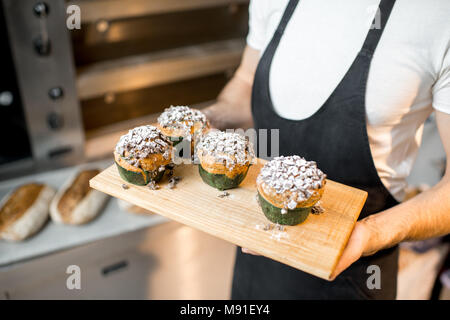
[196,130,255,190]
[157,106,209,155]
[256,156,326,226]
[114,125,173,186]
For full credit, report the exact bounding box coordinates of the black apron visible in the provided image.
[232,0,399,300]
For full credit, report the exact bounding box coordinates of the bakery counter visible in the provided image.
[0,160,167,269]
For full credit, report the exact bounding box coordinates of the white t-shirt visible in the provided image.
[247,0,450,201]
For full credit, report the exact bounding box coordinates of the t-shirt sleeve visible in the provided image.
[246,0,267,51]
[432,47,450,114]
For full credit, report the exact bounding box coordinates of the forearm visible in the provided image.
[203,73,253,130]
[203,46,260,130]
[361,175,450,256]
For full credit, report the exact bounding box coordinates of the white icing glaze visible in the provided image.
[115,125,172,167]
[257,155,326,206]
[157,106,207,138]
[196,130,255,170]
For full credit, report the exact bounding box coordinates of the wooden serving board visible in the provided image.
[90,160,367,280]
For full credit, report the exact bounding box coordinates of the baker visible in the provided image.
[204,0,450,299]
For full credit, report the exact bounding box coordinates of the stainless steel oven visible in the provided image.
[0,0,249,180]
[0,0,84,180]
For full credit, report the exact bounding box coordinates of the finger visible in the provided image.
[330,255,349,280]
[330,225,366,280]
[330,240,362,280]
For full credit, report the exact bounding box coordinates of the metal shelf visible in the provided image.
[68,0,248,23]
[76,39,244,100]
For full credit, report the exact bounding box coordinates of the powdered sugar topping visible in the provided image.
[196,130,255,170]
[115,125,172,167]
[158,106,207,136]
[257,156,326,204]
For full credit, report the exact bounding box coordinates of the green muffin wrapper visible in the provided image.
[257,192,312,226]
[116,161,165,186]
[198,164,249,190]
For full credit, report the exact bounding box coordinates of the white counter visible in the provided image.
[0,160,167,269]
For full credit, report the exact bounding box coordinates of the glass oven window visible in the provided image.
[0,4,33,166]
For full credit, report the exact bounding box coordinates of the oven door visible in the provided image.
[0,2,33,174]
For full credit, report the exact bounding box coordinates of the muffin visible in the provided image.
[256,156,326,226]
[157,105,209,155]
[114,125,173,186]
[196,130,255,190]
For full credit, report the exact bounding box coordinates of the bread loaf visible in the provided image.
[50,169,108,225]
[0,183,55,241]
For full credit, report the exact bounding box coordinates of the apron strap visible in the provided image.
[275,0,300,36]
[361,0,396,55]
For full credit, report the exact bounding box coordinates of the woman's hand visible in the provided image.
[242,104,450,282]
[329,220,372,280]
